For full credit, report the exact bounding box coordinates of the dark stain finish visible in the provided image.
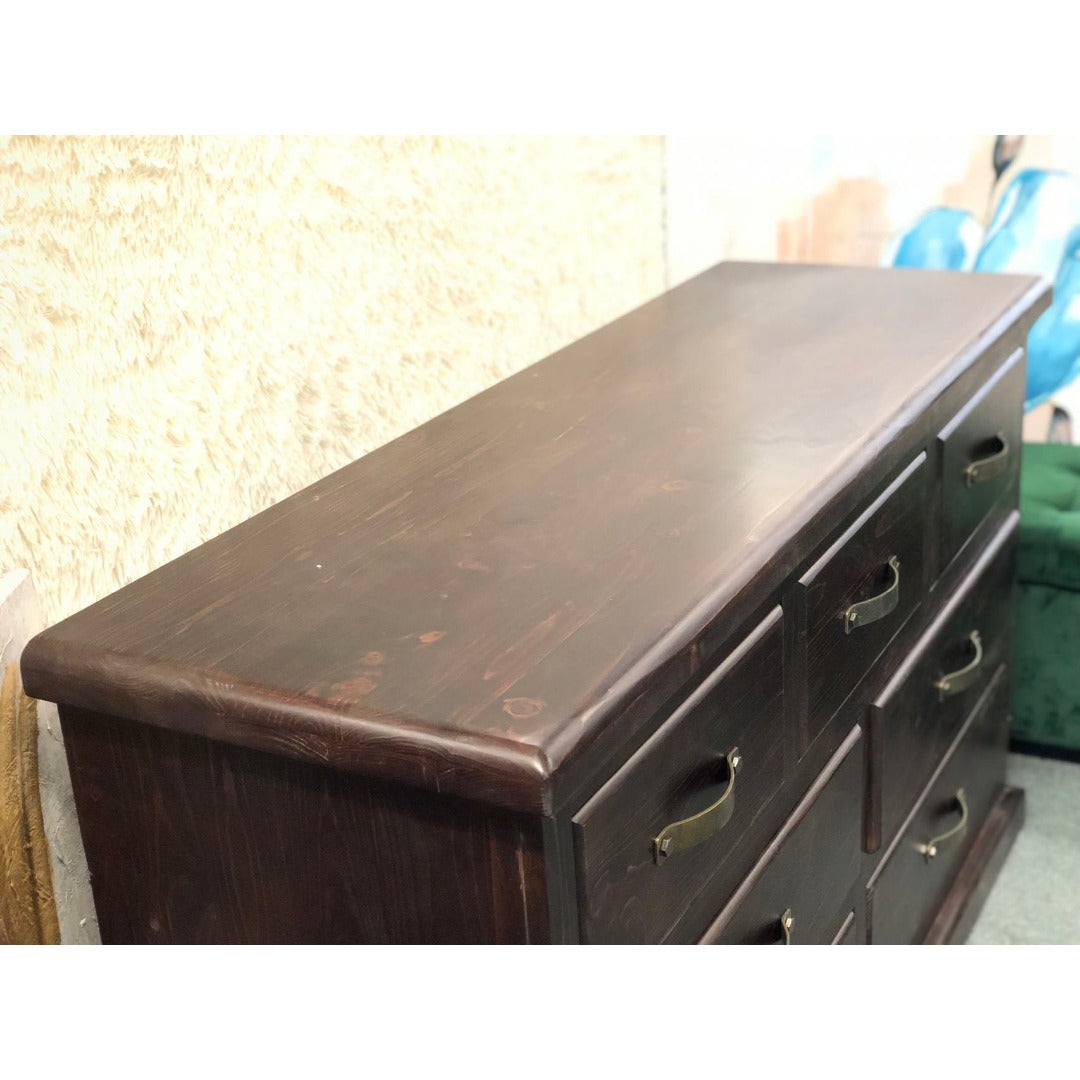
[868,668,1009,945]
[922,785,1025,945]
[573,608,784,944]
[938,347,1026,577]
[19,262,1052,944]
[867,514,1017,854]
[700,725,863,945]
[795,452,928,750]
[22,264,1048,813]
[60,705,549,944]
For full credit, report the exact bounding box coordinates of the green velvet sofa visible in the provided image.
[1012,441,1080,756]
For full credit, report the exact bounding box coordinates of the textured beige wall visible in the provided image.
[7,134,1078,626]
[1,136,665,623]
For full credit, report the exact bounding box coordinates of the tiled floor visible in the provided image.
[968,751,1080,944]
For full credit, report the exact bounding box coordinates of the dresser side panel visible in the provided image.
[60,706,550,944]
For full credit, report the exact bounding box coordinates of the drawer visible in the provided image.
[573,608,784,944]
[868,667,1008,945]
[866,513,1018,853]
[937,347,1024,576]
[796,453,927,748]
[699,726,863,945]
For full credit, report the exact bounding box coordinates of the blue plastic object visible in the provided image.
[886,167,1080,411]
[974,168,1080,278]
[1026,226,1080,410]
[887,207,984,271]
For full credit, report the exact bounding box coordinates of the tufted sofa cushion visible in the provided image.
[1018,442,1080,593]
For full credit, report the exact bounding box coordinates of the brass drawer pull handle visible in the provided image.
[919,788,968,861]
[653,748,740,864]
[780,908,794,945]
[964,434,1009,486]
[843,556,900,634]
[934,631,983,701]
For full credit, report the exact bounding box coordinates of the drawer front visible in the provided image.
[797,453,927,747]
[700,726,863,946]
[869,668,1008,945]
[867,513,1018,853]
[573,608,784,944]
[938,347,1024,576]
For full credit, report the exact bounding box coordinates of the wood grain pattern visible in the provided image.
[19,262,1051,944]
[922,784,1025,944]
[867,514,1017,853]
[868,667,1009,945]
[699,725,863,944]
[21,264,1049,813]
[796,452,927,749]
[573,608,784,944]
[60,705,549,944]
[938,346,1025,576]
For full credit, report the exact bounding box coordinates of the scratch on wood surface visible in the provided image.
[551,413,588,443]
[365,489,414,521]
[438,431,505,474]
[173,595,230,635]
[516,839,530,944]
[482,606,569,683]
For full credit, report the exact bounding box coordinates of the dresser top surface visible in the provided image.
[24,262,1047,810]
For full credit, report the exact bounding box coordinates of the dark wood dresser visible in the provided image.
[23,262,1050,944]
